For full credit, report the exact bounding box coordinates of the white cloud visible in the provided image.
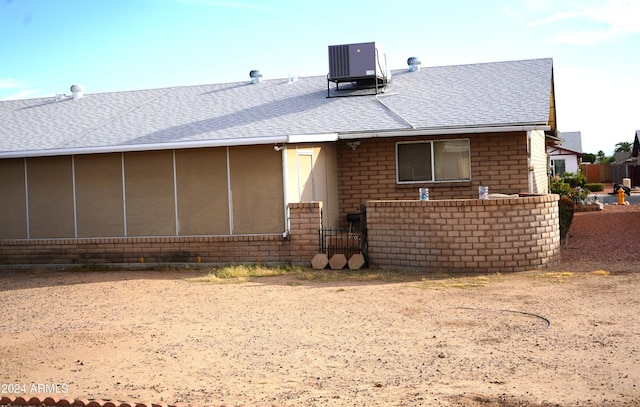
[0,78,21,89]
[0,78,46,100]
[528,10,588,26]
[554,29,616,44]
[0,89,43,101]
[527,0,640,44]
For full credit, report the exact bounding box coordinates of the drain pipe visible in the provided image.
[527,131,534,193]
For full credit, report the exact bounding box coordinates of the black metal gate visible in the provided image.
[318,204,368,265]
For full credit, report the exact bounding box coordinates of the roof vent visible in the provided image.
[407,57,421,72]
[70,84,84,99]
[249,70,263,84]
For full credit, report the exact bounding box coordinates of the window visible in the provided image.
[552,159,566,176]
[396,139,471,183]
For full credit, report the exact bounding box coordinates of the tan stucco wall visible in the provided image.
[284,143,339,229]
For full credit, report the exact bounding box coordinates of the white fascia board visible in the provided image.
[287,133,339,143]
[0,136,288,159]
[338,124,551,139]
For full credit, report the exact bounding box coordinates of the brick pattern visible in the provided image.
[366,195,560,273]
[0,395,272,407]
[0,203,323,267]
[0,195,561,274]
[575,203,603,212]
[336,132,530,226]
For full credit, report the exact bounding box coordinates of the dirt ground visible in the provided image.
[1,206,639,406]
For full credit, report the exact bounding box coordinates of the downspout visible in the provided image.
[527,131,534,193]
[281,145,290,238]
[547,153,552,193]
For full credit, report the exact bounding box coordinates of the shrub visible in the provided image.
[551,176,589,204]
[552,176,582,238]
[558,196,575,239]
[561,172,586,188]
[584,183,605,192]
[568,186,589,204]
[550,179,571,196]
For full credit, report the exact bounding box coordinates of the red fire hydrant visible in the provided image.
[617,187,626,205]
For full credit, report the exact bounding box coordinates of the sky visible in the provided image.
[1,0,638,155]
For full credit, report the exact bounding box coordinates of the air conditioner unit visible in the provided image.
[328,42,387,82]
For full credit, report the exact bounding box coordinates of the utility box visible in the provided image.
[328,42,386,81]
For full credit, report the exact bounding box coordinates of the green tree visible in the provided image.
[596,150,606,163]
[614,141,632,153]
[582,152,596,163]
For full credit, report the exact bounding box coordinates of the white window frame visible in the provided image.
[395,139,471,184]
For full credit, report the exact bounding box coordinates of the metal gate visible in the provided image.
[318,205,368,265]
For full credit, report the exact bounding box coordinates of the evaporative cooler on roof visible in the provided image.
[327,42,389,97]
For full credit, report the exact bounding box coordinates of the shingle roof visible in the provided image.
[558,131,583,154]
[0,58,555,157]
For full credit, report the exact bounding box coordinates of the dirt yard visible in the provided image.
[1,205,639,406]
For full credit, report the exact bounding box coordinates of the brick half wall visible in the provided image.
[366,195,560,273]
[0,203,323,267]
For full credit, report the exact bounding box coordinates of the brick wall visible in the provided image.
[366,194,560,273]
[0,202,323,267]
[1,196,561,274]
[337,132,530,226]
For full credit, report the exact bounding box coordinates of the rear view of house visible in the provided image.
[0,44,561,271]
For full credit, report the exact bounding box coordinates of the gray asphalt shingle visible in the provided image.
[558,131,583,153]
[0,58,554,156]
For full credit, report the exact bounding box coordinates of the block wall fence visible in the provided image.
[366,194,560,273]
[1,197,561,274]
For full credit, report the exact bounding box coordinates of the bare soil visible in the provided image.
[1,205,639,406]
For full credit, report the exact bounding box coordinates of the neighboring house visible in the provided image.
[548,131,582,176]
[633,130,640,160]
[0,45,560,268]
[610,130,640,186]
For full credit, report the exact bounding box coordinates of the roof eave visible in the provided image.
[0,133,342,159]
[0,136,289,159]
[338,124,552,139]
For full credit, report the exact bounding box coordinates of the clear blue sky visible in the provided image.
[1,0,638,155]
